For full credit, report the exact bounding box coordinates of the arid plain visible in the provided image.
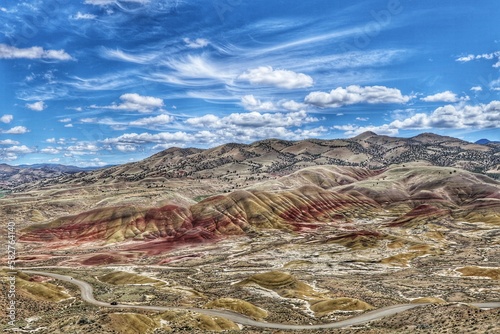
[1,132,499,333]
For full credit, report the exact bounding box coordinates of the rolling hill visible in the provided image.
[19,165,500,249]
[8,132,500,193]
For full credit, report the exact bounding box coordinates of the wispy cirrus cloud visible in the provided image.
[80,113,174,130]
[183,38,209,49]
[66,72,138,91]
[84,0,150,6]
[72,12,97,20]
[101,48,159,64]
[157,55,235,86]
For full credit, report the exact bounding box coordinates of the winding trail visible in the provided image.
[22,270,500,330]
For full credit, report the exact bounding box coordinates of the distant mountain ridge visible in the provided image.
[0,163,107,189]
[16,163,104,172]
[6,132,500,191]
[476,138,500,145]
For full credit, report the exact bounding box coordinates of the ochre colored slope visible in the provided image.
[21,205,195,244]
[20,184,380,245]
[20,166,500,246]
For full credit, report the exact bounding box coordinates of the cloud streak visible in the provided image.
[457,51,500,67]
[183,38,209,49]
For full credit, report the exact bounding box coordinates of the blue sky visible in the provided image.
[0,0,499,166]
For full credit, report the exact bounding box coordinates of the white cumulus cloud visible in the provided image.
[238,66,313,89]
[40,147,61,154]
[421,91,469,103]
[129,114,174,127]
[67,142,101,155]
[2,126,30,134]
[93,93,164,113]
[0,152,18,161]
[0,44,73,61]
[0,139,19,145]
[5,145,34,154]
[241,95,308,112]
[280,100,308,111]
[115,144,138,152]
[1,114,13,123]
[185,110,318,129]
[102,131,191,145]
[334,101,500,136]
[241,95,276,112]
[305,85,412,108]
[26,101,46,111]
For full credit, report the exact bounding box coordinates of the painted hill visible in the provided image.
[20,179,381,245]
[20,165,500,248]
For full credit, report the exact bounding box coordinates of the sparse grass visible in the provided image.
[158,310,239,331]
[380,250,430,267]
[283,260,313,268]
[193,194,213,202]
[105,313,160,334]
[99,271,161,285]
[238,271,325,299]
[1,271,71,302]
